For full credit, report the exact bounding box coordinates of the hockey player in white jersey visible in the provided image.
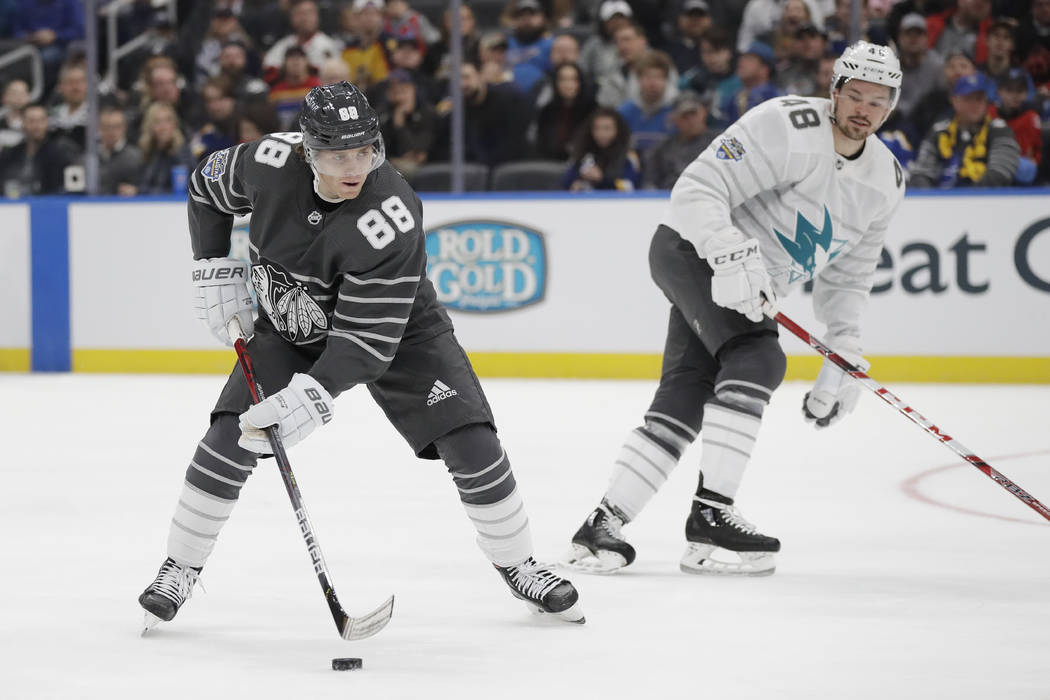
[564,42,906,576]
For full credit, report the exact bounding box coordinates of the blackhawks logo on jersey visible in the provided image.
[774,205,848,283]
[251,263,328,341]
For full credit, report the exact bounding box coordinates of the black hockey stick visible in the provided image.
[228,318,395,639]
[763,303,1050,524]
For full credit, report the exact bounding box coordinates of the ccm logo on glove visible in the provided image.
[710,241,758,266]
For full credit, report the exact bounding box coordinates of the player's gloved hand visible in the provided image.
[706,234,776,323]
[192,257,254,346]
[238,373,334,453]
[802,339,870,429]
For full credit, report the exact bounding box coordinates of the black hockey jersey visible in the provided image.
[187,132,453,395]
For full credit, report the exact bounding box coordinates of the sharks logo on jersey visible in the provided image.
[251,262,328,342]
[774,206,848,283]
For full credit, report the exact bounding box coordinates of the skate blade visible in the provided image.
[679,543,776,577]
[522,599,586,625]
[558,544,627,575]
[141,611,164,636]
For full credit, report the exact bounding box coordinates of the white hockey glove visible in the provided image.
[706,235,777,323]
[802,339,870,429]
[238,373,335,453]
[192,257,254,346]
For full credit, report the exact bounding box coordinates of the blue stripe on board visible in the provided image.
[29,201,70,371]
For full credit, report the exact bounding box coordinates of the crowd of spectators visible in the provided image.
[0,0,1047,197]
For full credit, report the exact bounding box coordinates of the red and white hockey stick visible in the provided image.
[765,304,1050,524]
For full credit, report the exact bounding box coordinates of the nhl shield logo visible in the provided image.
[307,210,322,225]
[250,262,329,341]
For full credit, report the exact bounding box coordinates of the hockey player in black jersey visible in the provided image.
[139,82,583,629]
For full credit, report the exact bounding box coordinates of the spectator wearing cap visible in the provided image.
[533,62,598,161]
[478,31,515,87]
[433,61,533,167]
[721,42,780,125]
[617,50,679,155]
[504,0,555,94]
[990,68,1042,183]
[376,70,437,179]
[340,0,390,92]
[580,0,635,86]
[562,106,640,191]
[219,41,269,104]
[927,0,994,64]
[262,0,342,80]
[886,0,947,45]
[643,91,719,189]
[383,0,441,47]
[664,0,712,76]
[982,18,1020,89]
[421,6,480,84]
[268,46,322,130]
[736,0,825,54]
[911,49,978,141]
[896,13,945,127]
[910,73,1020,188]
[776,22,827,96]
[12,0,84,91]
[375,31,438,105]
[192,7,253,90]
[1016,0,1050,88]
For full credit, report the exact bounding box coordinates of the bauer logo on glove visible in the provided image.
[238,374,335,452]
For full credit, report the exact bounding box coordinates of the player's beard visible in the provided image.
[833,109,873,143]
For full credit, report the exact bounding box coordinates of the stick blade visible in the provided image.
[340,595,395,641]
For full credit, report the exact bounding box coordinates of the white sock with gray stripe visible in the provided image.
[604,421,691,521]
[462,488,532,567]
[167,482,237,568]
[698,401,762,500]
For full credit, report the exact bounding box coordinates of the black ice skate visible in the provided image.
[495,557,585,624]
[680,492,780,576]
[561,500,636,574]
[139,557,202,633]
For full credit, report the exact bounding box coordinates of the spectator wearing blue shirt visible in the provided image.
[13,0,84,89]
[721,41,780,125]
[505,0,554,94]
[618,50,678,156]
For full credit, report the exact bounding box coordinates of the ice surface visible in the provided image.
[2,375,1047,700]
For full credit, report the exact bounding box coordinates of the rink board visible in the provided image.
[4,191,1049,380]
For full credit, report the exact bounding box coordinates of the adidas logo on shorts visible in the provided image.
[427,379,458,406]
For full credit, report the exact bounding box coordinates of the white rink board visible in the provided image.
[65,195,1050,355]
[0,203,31,347]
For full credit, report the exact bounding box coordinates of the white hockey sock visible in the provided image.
[462,487,533,567]
[698,401,762,500]
[167,481,238,569]
[605,422,690,521]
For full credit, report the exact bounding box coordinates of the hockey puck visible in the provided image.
[332,657,363,671]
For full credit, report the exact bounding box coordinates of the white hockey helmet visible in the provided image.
[831,41,902,117]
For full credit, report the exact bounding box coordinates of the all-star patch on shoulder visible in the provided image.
[716,136,746,162]
[201,148,230,181]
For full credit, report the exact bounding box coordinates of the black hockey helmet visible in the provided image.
[299,81,386,175]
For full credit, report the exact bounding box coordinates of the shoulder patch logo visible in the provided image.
[716,136,746,161]
[201,148,229,182]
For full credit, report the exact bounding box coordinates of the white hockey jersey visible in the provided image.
[662,96,905,345]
